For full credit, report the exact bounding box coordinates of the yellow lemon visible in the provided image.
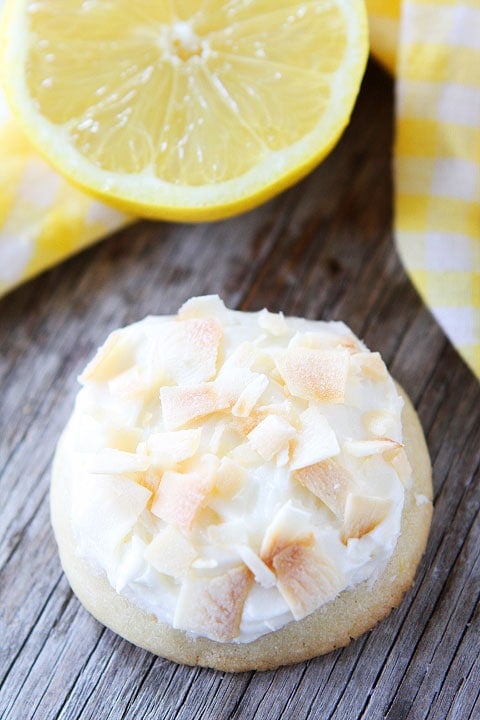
[1,0,368,221]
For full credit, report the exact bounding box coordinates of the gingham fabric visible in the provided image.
[0,0,479,378]
[368,0,480,376]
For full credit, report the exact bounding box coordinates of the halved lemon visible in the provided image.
[1,0,368,221]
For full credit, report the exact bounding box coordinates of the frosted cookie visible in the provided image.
[50,295,433,671]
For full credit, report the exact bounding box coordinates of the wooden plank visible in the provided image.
[0,60,478,720]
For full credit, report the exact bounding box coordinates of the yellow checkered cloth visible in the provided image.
[0,0,479,378]
[367,0,480,377]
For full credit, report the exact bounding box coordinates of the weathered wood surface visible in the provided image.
[0,62,478,720]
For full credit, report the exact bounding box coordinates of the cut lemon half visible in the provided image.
[1,0,368,221]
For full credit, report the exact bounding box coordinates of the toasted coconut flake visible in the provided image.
[229,442,264,467]
[174,566,253,641]
[146,429,201,468]
[151,469,214,531]
[342,494,391,541]
[247,415,296,462]
[389,447,413,487]
[236,545,276,588]
[178,294,229,321]
[214,457,246,498]
[257,400,293,419]
[260,503,344,619]
[79,331,134,384]
[194,452,221,481]
[174,317,223,384]
[257,308,289,336]
[232,373,269,417]
[336,334,364,353]
[194,505,223,529]
[214,366,257,407]
[271,538,345,620]
[144,525,197,578]
[223,341,257,370]
[291,330,364,354]
[86,448,150,475]
[108,366,145,400]
[228,414,261,438]
[153,317,223,386]
[208,421,243,455]
[136,468,162,495]
[290,407,340,470]
[351,352,388,381]
[344,438,403,457]
[71,474,151,566]
[192,558,219,569]
[160,384,227,430]
[260,502,313,565]
[277,347,349,402]
[294,459,354,518]
[364,410,398,438]
[253,349,277,377]
[106,426,143,453]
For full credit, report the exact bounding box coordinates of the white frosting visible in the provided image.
[64,295,409,643]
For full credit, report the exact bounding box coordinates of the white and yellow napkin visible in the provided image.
[1,0,479,378]
[368,0,480,376]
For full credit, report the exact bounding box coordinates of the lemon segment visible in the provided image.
[1,0,368,221]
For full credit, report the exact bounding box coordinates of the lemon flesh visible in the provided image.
[1,0,368,221]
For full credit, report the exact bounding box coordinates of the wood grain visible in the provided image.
[0,61,478,720]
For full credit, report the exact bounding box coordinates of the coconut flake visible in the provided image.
[232,373,269,417]
[176,317,223,383]
[214,366,257,407]
[152,317,223,386]
[277,347,349,402]
[222,341,257,370]
[70,474,151,568]
[151,468,214,531]
[363,410,398,438]
[86,448,150,474]
[192,558,219,569]
[290,407,340,470]
[79,330,135,384]
[111,427,144,453]
[208,421,243,455]
[178,294,229,321]
[294,459,354,518]
[269,537,345,620]
[235,545,276,588]
[146,429,201,467]
[390,448,413,487]
[342,494,391,541]
[144,525,197,578]
[247,415,296,461]
[260,502,313,563]
[351,352,388,381]
[260,503,343,618]
[229,441,263,467]
[257,308,289,336]
[257,399,293,419]
[174,565,253,641]
[214,457,246,498]
[108,366,146,400]
[160,384,227,430]
[344,438,402,457]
